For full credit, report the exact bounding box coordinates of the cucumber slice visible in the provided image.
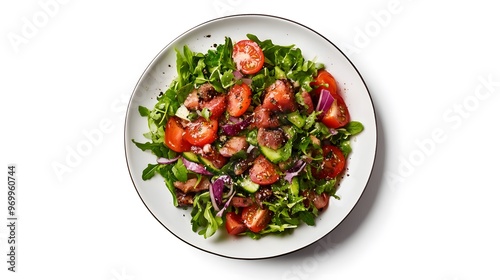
[198,155,220,174]
[182,152,200,163]
[259,146,283,164]
[286,111,305,128]
[239,177,260,193]
[290,177,300,197]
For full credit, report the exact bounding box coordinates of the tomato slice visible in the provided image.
[232,40,265,75]
[184,117,218,146]
[303,190,330,210]
[321,93,350,129]
[311,69,338,95]
[312,145,346,180]
[225,212,247,235]
[241,204,272,233]
[200,95,227,120]
[249,155,280,185]
[227,83,252,117]
[164,116,192,153]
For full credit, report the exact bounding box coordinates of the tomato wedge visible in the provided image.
[232,40,265,75]
[311,69,338,95]
[321,93,350,129]
[227,83,252,117]
[164,116,192,152]
[225,212,247,235]
[184,117,218,146]
[312,145,346,180]
[303,190,330,210]
[200,95,227,120]
[241,204,272,233]
[249,155,280,185]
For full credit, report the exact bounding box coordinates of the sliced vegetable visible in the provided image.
[164,116,192,153]
[311,69,338,95]
[225,212,246,235]
[315,89,334,118]
[227,83,252,117]
[181,157,212,175]
[184,117,218,146]
[312,145,346,180]
[221,116,253,136]
[232,39,265,75]
[284,160,306,183]
[157,156,180,165]
[200,95,227,120]
[182,152,200,163]
[321,93,350,129]
[239,177,260,193]
[242,204,272,233]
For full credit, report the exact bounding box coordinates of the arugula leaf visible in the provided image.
[191,192,223,238]
[345,121,365,136]
[299,211,316,226]
[142,164,159,180]
[247,34,322,93]
[131,140,170,158]
[138,106,150,117]
[172,158,188,182]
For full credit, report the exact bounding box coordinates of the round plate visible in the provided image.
[124,14,377,259]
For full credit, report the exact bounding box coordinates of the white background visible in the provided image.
[1,0,499,279]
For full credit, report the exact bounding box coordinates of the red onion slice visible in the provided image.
[316,89,334,118]
[221,116,253,136]
[284,160,306,183]
[216,191,236,217]
[232,70,243,80]
[209,175,232,212]
[157,156,180,164]
[181,157,212,175]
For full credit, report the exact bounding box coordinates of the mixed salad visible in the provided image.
[133,34,363,239]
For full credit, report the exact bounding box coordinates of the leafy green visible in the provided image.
[191,192,223,238]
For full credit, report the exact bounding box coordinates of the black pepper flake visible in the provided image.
[205,34,211,38]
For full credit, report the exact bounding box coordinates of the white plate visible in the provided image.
[124,14,377,259]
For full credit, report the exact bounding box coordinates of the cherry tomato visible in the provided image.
[311,69,338,95]
[241,204,272,233]
[225,212,247,235]
[164,116,192,153]
[312,145,346,180]
[321,93,350,129]
[302,190,330,210]
[200,95,227,120]
[227,83,252,117]
[249,155,280,185]
[232,40,265,75]
[184,117,218,146]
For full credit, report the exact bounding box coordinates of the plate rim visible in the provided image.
[124,13,378,260]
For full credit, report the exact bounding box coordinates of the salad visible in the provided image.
[132,34,363,239]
